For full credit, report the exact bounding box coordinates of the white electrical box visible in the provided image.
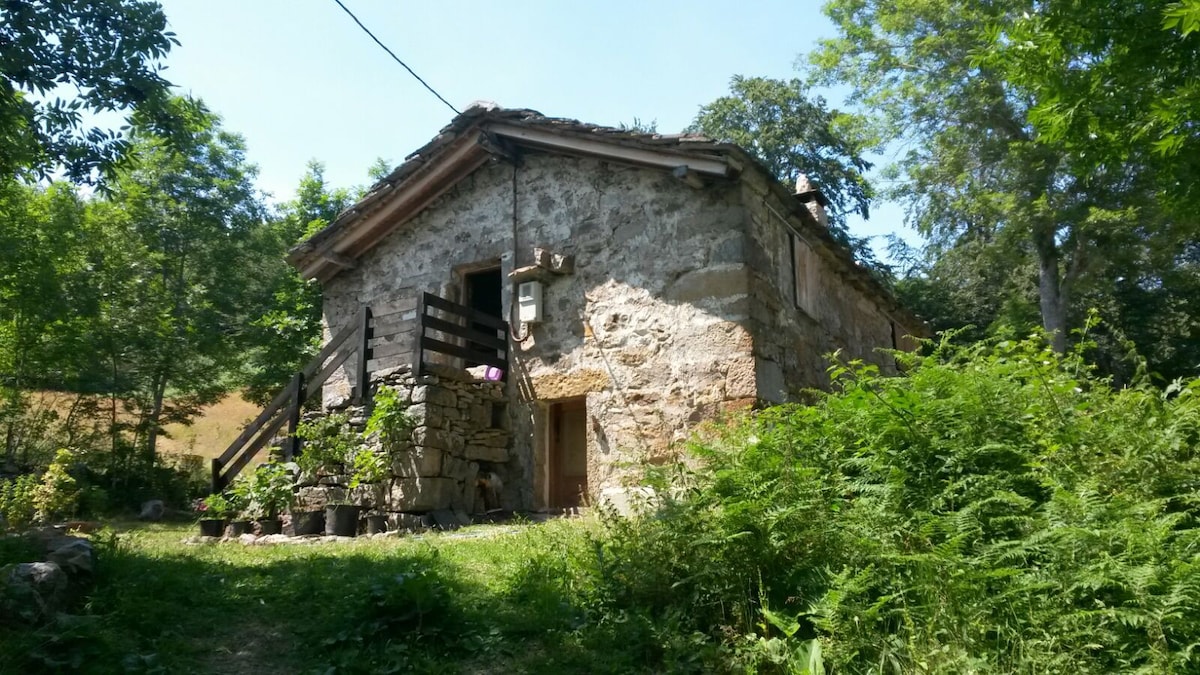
[517,280,543,323]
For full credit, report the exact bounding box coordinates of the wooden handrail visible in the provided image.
[414,292,510,381]
[422,292,508,330]
[211,306,372,493]
[212,293,512,493]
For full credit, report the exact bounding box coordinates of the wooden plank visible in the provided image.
[370,295,418,318]
[354,306,372,404]
[301,320,359,379]
[211,458,223,493]
[219,410,289,488]
[370,340,414,361]
[217,383,293,465]
[422,292,508,330]
[420,336,508,370]
[285,372,305,460]
[367,354,414,372]
[371,317,416,339]
[414,293,426,377]
[421,314,508,351]
[305,346,355,398]
[487,122,731,177]
[320,251,357,269]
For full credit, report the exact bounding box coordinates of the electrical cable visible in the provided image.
[330,0,460,116]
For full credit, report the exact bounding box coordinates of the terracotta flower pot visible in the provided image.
[198,519,225,537]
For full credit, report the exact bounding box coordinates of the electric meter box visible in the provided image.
[517,280,543,323]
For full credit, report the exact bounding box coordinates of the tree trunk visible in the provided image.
[145,372,167,465]
[1033,223,1068,353]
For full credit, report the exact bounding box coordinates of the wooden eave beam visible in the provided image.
[485,122,731,177]
[299,136,490,280]
[319,251,358,270]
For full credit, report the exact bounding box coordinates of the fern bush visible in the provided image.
[592,331,1200,673]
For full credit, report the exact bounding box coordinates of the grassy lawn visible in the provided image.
[0,517,637,675]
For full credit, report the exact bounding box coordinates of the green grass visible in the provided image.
[0,518,632,675]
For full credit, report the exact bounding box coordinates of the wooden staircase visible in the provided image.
[211,293,510,492]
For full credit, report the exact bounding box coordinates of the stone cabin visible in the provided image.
[286,104,924,514]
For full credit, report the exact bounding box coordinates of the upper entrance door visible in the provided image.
[462,267,503,366]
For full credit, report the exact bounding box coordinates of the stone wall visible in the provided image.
[315,152,921,511]
[321,153,756,509]
[294,365,510,527]
[740,172,923,403]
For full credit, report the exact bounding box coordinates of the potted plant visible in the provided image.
[226,475,254,536]
[347,446,389,536]
[317,448,383,538]
[248,462,294,535]
[196,493,232,537]
[293,414,356,535]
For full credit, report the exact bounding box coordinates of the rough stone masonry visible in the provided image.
[295,365,510,527]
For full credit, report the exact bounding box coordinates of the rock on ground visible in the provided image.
[138,500,166,521]
[0,561,67,623]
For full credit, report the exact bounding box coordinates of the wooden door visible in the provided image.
[549,399,588,508]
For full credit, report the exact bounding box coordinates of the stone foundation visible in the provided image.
[293,365,510,524]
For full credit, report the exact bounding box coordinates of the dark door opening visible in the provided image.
[549,398,588,508]
[463,267,503,366]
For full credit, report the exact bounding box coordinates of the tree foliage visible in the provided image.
[689,76,879,266]
[0,0,181,182]
[240,161,354,404]
[810,0,1200,381]
[594,331,1200,671]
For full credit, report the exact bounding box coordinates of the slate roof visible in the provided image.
[287,103,923,331]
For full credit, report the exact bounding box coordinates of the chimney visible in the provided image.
[794,173,830,228]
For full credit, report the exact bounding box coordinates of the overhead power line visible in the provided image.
[330,0,461,115]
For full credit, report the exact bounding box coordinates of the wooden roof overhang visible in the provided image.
[287,115,737,282]
[288,131,492,282]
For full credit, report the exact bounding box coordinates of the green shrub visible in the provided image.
[235,462,294,519]
[364,385,415,451]
[200,492,234,519]
[32,449,80,522]
[0,474,38,530]
[294,413,357,476]
[591,331,1200,673]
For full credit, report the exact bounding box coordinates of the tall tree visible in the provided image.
[92,96,267,460]
[240,161,354,404]
[689,76,880,266]
[0,179,95,465]
[812,0,1200,376]
[0,0,181,182]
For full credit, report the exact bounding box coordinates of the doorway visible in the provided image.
[462,266,503,366]
[548,398,588,508]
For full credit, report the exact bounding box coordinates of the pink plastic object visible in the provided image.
[484,366,504,381]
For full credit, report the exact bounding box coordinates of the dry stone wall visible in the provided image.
[294,365,509,528]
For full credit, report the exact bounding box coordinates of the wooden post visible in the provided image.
[354,306,373,404]
[211,458,223,494]
[284,371,305,461]
[413,294,426,377]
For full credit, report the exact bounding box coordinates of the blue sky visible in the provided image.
[156,0,915,254]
